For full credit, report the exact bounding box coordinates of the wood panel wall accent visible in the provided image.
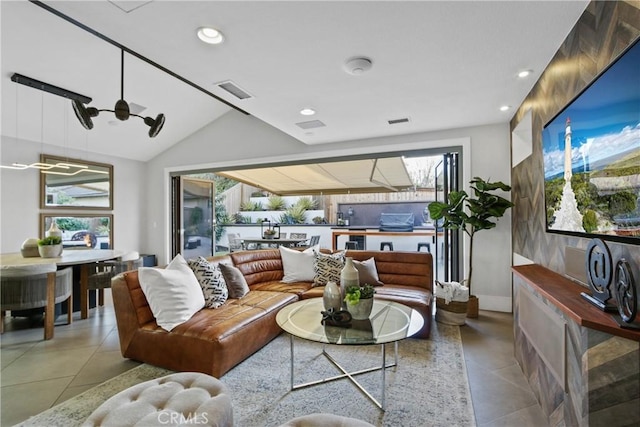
[510,1,640,273]
[510,3,640,425]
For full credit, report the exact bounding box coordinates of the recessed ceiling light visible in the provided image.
[517,70,532,78]
[343,57,373,75]
[300,108,316,116]
[197,27,224,45]
[500,105,511,112]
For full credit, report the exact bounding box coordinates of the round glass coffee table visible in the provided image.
[276,298,424,410]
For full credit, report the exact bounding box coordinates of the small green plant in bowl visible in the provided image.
[38,236,63,258]
[263,228,277,239]
[344,283,376,305]
[38,236,62,246]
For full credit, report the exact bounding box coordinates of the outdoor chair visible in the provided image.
[345,241,359,250]
[289,233,308,247]
[228,233,245,252]
[299,235,320,249]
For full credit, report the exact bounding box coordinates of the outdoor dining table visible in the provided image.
[0,249,124,340]
[241,237,307,249]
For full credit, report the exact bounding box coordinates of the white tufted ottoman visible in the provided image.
[278,413,375,427]
[82,372,233,427]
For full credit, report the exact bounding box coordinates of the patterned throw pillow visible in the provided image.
[313,251,345,287]
[187,257,229,308]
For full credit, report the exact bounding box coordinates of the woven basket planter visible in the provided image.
[435,297,468,325]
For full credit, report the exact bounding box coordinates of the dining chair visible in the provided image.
[1,266,73,333]
[86,251,142,309]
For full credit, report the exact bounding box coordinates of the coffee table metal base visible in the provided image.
[288,334,399,411]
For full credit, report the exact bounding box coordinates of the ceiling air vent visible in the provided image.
[388,117,410,125]
[296,120,326,129]
[215,81,253,100]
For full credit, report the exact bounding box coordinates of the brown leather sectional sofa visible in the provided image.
[111,249,433,378]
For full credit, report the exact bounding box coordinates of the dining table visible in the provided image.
[0,249,124,340]
[241,237,307,249]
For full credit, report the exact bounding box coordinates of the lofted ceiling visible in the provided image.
[1,0,589,162]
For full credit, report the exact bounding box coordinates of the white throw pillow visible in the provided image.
[279,245,319,283]
[138,254,205,331]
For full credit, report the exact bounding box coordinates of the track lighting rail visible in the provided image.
[10,73,92,104]
[29,0,250,116]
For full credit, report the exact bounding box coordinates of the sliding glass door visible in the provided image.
[434,152,460,282]
[171,177,216,259]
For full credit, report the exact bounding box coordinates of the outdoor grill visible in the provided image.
[379,213,414,232]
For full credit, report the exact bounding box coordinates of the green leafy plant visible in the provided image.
[279,205,307,224]
[295,197,317,210]
[232,213,251,224]
[428,176,513,293]
[344,284,376,305]
[241,201,263,211]
[312,216,325,224]
[38,236,62,246]
[263,228,277,236]
[267,195,287,211]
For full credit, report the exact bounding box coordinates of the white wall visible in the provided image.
[0,136,147,254]
[146,110,512,311]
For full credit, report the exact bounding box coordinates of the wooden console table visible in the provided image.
[513,264,640,342]
[512,263,639,426]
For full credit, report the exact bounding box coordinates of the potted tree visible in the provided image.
[429,177,513,318]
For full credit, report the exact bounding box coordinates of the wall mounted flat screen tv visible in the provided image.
[542,37,640,244]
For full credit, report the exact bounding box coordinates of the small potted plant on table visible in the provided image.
[344,283,376,320]
[262,228,277,239]
[38,236,63,258]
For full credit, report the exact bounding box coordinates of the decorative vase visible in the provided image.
[263,234,275,240]
[21,238,40,257]
[347,297,374,320]
[323,281,342,311]
[46,221,62,239]
[38,244,63,258]
[340,257,359,307]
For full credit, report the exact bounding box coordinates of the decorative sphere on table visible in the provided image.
[323,281,342,311]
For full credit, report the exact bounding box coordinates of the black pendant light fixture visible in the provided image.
[72,49,165,138]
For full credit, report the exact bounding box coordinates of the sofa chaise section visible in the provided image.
[112,270,297,377]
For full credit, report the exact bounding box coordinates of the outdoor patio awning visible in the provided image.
[216,157,414,195]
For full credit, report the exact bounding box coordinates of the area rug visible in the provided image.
[18,322,475,427]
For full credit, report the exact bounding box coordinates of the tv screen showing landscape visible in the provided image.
[542,38,640,243]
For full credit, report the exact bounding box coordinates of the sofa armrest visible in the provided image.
[111,273,140,357]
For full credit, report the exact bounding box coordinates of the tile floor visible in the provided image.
[1,296,549,426]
